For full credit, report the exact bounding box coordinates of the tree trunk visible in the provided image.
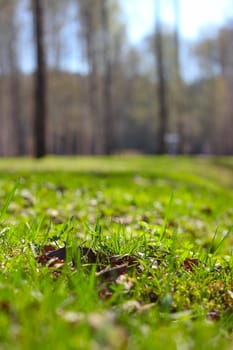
[79,0,102,154]
[173,0,185,154]
[32,0,47,158]
[155,0,168,154]
[7,5,25,156]
[101,0,114,155]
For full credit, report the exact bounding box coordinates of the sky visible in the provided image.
[18,0,232,74]
[121,0,231,42]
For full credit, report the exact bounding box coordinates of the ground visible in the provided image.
[0,156,232,349]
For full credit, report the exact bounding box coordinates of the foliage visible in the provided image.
[0,1,233,155]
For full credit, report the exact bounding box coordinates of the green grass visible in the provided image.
[0,156,232,349]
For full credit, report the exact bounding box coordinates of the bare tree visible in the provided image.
[155,0,168,154]
[0,2,25,155]
[9,13,25,155]
[32,0,47,158]
[173,0,185,153]
[78,0,103,154]
[101,0,114,154]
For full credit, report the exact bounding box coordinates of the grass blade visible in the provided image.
[160,192,174,240]
[213,226,233,255]
[0,179,19,222]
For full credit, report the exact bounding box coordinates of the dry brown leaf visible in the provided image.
[183,258,199,271]
[207,309,220,321]
[96,264,128,280]
[99,286,113,300]
[110,254,139,267]
[0,301,10,313]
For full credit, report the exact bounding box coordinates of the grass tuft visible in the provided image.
[0,156,232,349]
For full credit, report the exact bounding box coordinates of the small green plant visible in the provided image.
[0,156,232,349]
[0,179,19,223]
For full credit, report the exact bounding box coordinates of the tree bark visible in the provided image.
[173,0,185,154]
[80,0,102,154]
[101,0,114,155]
[32,0,47,158]
[155,0,168,154]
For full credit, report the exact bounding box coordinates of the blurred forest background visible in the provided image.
[0,0,233,157]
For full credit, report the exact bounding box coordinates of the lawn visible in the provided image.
[0,156,232,349]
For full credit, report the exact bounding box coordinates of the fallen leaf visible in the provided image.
[99,286,113,299]
[42,245,57,254]
[76,246,97,264]
[116,274,134,292]
[46,247,66,260]
[20,189,35,207]
[201,207,213,215]
[183,258,199,271]
[47,258,65,269]
[57,309,84,324]
[207,309,220,321]
[112,216,132,225]
[96,264,128,280]
[0,301,10,313]
[121,300,141,312]
[110,254,139,267]
[87,311,116,330]
[37,246,65,268]
[46,246,98,264]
